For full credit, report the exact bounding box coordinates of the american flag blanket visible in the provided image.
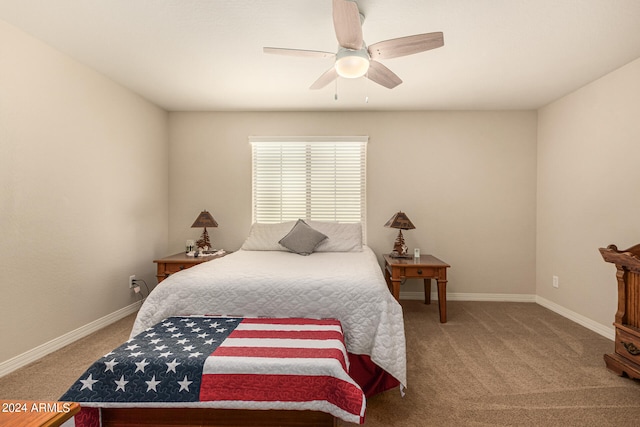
[60,316,365,424]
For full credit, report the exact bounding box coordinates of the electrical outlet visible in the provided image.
[129,275,136,289]
[552,275,559,289]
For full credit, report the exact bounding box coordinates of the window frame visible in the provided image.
[249,136,368,232]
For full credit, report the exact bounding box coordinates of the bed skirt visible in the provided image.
[348,353,400,397]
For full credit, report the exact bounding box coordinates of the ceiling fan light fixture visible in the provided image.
[335,48,370,78]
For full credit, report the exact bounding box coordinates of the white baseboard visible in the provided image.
[400,291,537,303]
[536,295,615,341]
[402,291,614,341]
[0,301,142,378]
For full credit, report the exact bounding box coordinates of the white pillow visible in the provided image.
[241,220,363,252]
[307,221,363,252]
[241,221,296,251]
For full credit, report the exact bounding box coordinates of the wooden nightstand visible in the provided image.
[154,252,226,283]
[383,254,450,323]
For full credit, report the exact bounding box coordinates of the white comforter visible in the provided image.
[131,247,406,388]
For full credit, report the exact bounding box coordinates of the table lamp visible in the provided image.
[191,210,218,250]
[384,211,415,257]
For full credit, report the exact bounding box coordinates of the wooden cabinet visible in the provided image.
[600,243,640,379]
[154,252,226,283]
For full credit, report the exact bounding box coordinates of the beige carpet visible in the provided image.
[2,300,640,426]
[361,301,640,426]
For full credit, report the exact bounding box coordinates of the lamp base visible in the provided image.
[389,251,414,258]
[389,252,413,259]
[391,230,409,257]
[196,228,211,250]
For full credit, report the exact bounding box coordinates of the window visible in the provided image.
[250,136,367,226]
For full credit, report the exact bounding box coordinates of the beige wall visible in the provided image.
[0,20,169,363]
[537,57,640,329]
[168,110,537,297]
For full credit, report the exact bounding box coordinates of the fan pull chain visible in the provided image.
[365,72,369,104]
[334,78,338,101]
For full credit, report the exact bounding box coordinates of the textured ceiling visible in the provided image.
[1,0,640,111]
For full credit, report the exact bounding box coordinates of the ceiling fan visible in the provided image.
[263,0,444,90]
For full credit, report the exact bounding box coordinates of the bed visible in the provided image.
[63,220,406,426]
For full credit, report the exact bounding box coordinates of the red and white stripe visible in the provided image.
[199,318,365,424]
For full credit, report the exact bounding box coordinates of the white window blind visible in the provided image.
[250,136,367,225]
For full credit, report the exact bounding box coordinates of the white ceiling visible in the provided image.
[2,0,640,111]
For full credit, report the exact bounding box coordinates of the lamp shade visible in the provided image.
[384,211,416,230]
[191,210,218,228]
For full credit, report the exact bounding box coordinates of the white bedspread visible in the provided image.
[131,247,406,388]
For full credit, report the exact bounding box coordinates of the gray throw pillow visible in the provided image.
[279,219,328,255]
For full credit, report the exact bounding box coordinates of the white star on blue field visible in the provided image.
[60,316,242,403]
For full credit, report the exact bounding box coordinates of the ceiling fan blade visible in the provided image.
[368,32,444,60]
[310,67,338,90]
[366,61,403,89]
[332,0,363,50]
[263,47,335,59]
